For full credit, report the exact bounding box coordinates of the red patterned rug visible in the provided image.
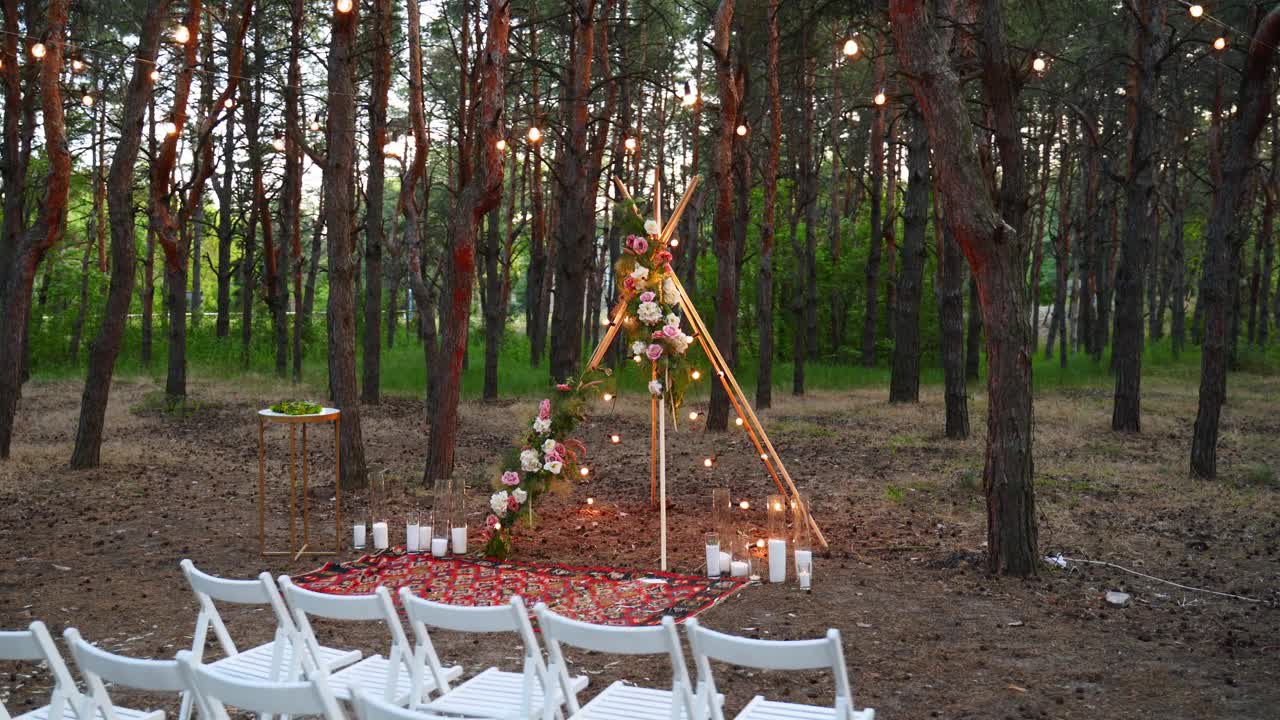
[291,550,748,627]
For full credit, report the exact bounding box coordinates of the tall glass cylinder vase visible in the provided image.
[430,477,451,557]
[766,494,786,583]
[793,493,813,588]
[711,488,732,574]
[450,479,468,554]
[369,468,389,550]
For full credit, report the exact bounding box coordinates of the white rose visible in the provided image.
[520,449,540,472]
[637,301,663,325]
[543,460,563,475]
[663,277,678,300]
[630,266,649,281]
[664,312,680,328]
[542,438,557,453]
[513,488,528,503]
[489,491,509,514]
[644,219,660,236]
[671,333,691,354]
[532,417,551,433]
[630,340,647,355]
[648,380,663,396]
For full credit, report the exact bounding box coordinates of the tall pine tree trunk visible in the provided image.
[755,0,780,411]
[362,0,392,403]
[707,0,741,428]
[861,53,887,367]
[889,105,929,403]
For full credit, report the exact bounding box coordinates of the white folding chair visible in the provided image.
[534,603,712,720]
[350,689,455,720]
[684,620,874,720]
[178,560,360,720]
[176,651,346,720]
[62,628,187,720]
[399,589,583,720]
[0,622,85,720]
[277,577,450,706]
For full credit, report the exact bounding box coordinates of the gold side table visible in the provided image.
[257,407,342,559]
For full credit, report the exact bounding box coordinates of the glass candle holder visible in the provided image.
[704,532,721,578]
[430,511,450,557]
[405,509,422,553]
[369,468,389,550]
[352,510,367,551]
[793,493,813,588]
[450,480,467,554]
[712,487,731,540]
[766,494,786,583]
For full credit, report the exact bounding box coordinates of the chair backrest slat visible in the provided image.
[181,560,272,605]
[0,631,44,661]
[178,651,345,720]
[278,577,387,622]
[64,629,185,693]
[535,609,671,655]
[0,622,84,720]
[352,689,451,720]
[399,593,520,634]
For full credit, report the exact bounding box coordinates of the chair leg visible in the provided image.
[178,691,194,720]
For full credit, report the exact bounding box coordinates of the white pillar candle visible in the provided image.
[406,523,420,552]
[421,526,432,550]
[705,543,721,577]
[794,549,813,580]
[372,522,389,550]
[730,560,749,578]
[718,551,732,573]
[768,539,787,583]
[352,523,366,549]
[431,537,448,557]
[798,569,811,589]
[451,526,467,554]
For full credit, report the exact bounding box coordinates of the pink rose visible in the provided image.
[662,324,680,338]
[545,450,562,464]
[486,514,500,528]
[556,442,567,455]
[640,291,656,303]
[646,343,664,361]
[623,276,637,292]
[538,399,551,420]
[556,383,572,392]
[626,235,649,255]
[652,330,665,340]
[508,496,521,511]
[501,471,520,486]
[656,251,673,264]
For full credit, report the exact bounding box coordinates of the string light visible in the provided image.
[272,136,286,152]
[624,136,637,152]
[691,370,701,380]
[30,42,45,59]
[71,58,84,72]
[336,0,353,12]
[495,138,507,151]
[494,521,501,530]
[735,417,743,426]
[874,90,887,106]
[756,538,766,549]
[527,126,542,143]
[633,354,642,364]
[1213,36,1227,50]
[586,497,595,506]
[600,317,611,327]
[735,124,747,137]
[1032,56,1046,73]
[81,93,93,107]
[223,98,234,109]
[310,120,323,132]
[149,69,160,82]
[689,411,700,420]
[842,38,859,57]
[172,25,191,44]
[158,121,177,137]
[703,457,714,468]
[1189,4,1203,18]
[579,466,590,477]
[739,500,750,510]
[759,453,768,461]
[602,393,613,402]
[609,433,621,444]
[670,239,679,247]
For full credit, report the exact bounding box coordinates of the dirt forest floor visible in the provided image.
[1,372,1278,719]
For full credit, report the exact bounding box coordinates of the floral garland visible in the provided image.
[613,205,698,413]
[481,374,603,558]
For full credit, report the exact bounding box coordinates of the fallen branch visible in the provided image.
[1055,555,1264,604]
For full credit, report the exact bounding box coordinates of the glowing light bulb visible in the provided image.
[72,58,84,72]
[272,136,286,152]
[624,136,637,152]
[30,43,46,59]
[739,500,750,510]
[760,453,768,461]
[159,121,177,137]
[336,0,353,12]
[689,411,699,421]
[633,354,642,364]
[735,417,744,426]
[609,434,621,444]
[223,98,234,109]
[579,466,590,477]
[494,521,501,530]
[527,126,542,143]
[874,91,887,106]
[149,69,160,82]
[670,238,679,247]
[1189,4,1203,18]
[691,370,701,380]
[842,38,859,57]
[81,94,93,107]
[1032,57,1046,73]
[310,120,322,132]
[756,538,765,549]
[735,124,747,137]
[495,138,507,151]
[586,497,595,506]
[1213,36,1226,50]
[602,393,613,402]
[600,316,610,327]
[172,25,190,44]
[703,457,714,468]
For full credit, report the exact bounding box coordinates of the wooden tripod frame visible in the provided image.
[586,175,829,551]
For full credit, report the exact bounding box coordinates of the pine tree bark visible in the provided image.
[889,105,929,403]
[71,0,170,468]
[214,93,236,339]
[425,0,509,481]
[286,0,305,383]
[1192,7,1280,479]
[325,0,369,488]
[938,196,969,439]
[755,0,780,411]
[362,0,392,403]
[1112,0,1168,432]
[891,0,1037,575]
[862,52,887,367]
[0,0,72,458]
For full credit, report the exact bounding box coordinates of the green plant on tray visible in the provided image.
[269,400,323,415]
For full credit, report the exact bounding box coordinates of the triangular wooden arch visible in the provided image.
[586,175,829,569]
